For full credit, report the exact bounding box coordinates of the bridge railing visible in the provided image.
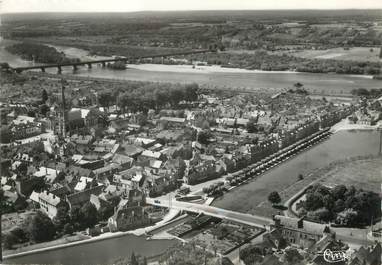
[10,49,214,72]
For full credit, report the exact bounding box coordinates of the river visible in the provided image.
[4,234,176,265]
[1,42,381,265]
[1,40,381,93]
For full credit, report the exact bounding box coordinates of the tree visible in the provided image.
[98,91,113,110]
[323,194,334,210]
[185,83,199,102]
[333,199,345,213]
[246,118,257,133]
[0,125,12,143]
[63,223,74,235]
[197,130,211,145]
[136,113,147,127]
[40,104,50,116]
[26,211,56,242]
[285,248,304,264]
[42,89,48,103]
[31,141,45,155]
[307,207,332,222]
[70,206,82,225]
[98,204,114,221]
[80,202,98,228]
[268,191,281,205]
[332,185,347,200]
[298,174,304,181]
[240,245,264,265]
[15,161,28,176]
[10,227,27,243]
[131,252,138,265]
[3,233,18,249]
[53,206,70,231]
[304,192,324,211]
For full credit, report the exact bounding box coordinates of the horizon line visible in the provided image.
[2,8,382,15]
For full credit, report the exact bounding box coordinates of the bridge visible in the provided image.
[146,198,374,246]
[146,197,272,229]
[9,49,214,74]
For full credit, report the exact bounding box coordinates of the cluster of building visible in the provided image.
[239,215,381,265]
[1,85,356,235]
[349,96,382,126]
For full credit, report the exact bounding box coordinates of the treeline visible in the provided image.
[186,51,381,75]
[298,184,380,227]
[107,61,126,70]
[97,82,199,113]
[5,42,80,64]
[351,88,382,97]
[2,200,112,250]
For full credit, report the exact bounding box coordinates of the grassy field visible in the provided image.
[1,210,36,233]
[3,233,90,256]
[316,155,382,193]
[285,47,382,62]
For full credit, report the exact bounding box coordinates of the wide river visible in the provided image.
[1,42,381,265]
[1,40,381,93]
[4,234,176,265]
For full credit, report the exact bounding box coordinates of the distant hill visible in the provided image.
[2,9,382,23]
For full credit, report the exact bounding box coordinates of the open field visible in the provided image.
[3,233,90,257]
[287,47,382,62]
[316,155,382,193]
[213,130,381,218]
[1,211,36,233]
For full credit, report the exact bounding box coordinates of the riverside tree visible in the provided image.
[80,202,98,228]
[27,211,56,243]
[268,191,281,205]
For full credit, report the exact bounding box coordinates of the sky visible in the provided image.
[1,0,382,13]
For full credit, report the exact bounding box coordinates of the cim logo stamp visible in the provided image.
[323,249,349,263]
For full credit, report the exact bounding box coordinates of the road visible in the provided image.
[146,197,272,229]
[147,197,376,248]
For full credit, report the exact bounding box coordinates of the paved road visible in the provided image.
[147,197,375,247]
[146,198,272,229]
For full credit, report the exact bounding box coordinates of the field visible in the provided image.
[316,155,382,193]
[287,47,382,63]
[213,130,381,218]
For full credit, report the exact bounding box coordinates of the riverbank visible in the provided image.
[128,63,300,74]
[330,118,381,133]
[126,63,375,79]
[3,208,181,260]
